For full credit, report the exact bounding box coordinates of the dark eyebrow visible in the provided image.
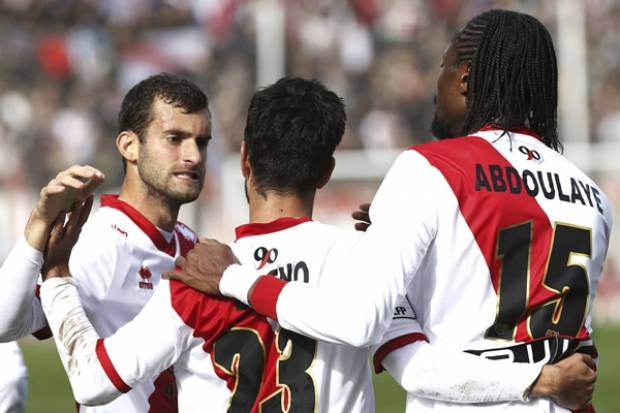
[163,128,191,137]
[164,129,211,141]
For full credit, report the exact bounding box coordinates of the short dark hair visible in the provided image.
[118,73,208,137]
[455,10,560,151]
[244,77,345,195]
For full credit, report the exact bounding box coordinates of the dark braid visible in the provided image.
[455,10,561,151]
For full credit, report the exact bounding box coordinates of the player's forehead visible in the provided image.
[148,97,211,135]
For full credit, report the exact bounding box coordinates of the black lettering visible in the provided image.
[592,188,604,214]
[294,262,309,283]
[505,167,522,194]
[278,264,293,281]
[489,165,507,192]
[579,181,594,207]
[522,169,539,196]
[570,178,585,205]
[538,171,556,199]
[554,174,570,202]
[268,269,278,277]
[475,164,492,192]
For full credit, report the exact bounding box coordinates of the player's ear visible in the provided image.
[458,62,470,96]
[317,157,335,189]
[240,141,251,179]
[117,131,139,165]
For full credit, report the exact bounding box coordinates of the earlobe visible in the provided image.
[240,142,251,179]
[459,64,471,95]
[116,131,139,164]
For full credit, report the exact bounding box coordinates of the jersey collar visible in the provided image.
[479,124,543,141]
[235,217,312,240]
[100,194,177,256]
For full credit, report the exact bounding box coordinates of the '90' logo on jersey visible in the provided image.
[254,247,278,270]
[518,145,543,163]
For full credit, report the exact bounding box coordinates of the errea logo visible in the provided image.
[138,266,153,290]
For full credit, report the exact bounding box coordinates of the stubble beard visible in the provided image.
[138,153,203,209]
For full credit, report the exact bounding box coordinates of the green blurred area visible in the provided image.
[20,324,620,412]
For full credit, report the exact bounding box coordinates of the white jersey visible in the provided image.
[0,194,197,413]
[0,342,27,413]
[245,127,612,412]
[43,218,422,412]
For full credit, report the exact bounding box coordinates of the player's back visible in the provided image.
[402,126,611,411]
[231,218,375,412]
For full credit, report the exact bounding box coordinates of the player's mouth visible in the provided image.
[172,171,201,182]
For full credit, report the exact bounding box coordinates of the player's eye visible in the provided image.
[166,135,182,144]
[196,136,210,149]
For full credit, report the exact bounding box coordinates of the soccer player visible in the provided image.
[175,10,609,412]
[0,342,27,413]
[41,77,593,412]
[0,73,210,412]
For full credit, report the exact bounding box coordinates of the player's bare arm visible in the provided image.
[25,165,104,252]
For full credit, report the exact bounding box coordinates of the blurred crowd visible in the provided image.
[2,0,619,188]
[0,0,619,317]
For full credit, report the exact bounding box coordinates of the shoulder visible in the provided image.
[409,134,492,166]
[69,206,133,273]
[168,279,249,333]
[73,207,131,254]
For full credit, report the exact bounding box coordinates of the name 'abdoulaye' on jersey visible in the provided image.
[474,163,604,214]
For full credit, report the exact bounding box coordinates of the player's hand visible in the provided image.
[352,203,371,232]
[163,238,240,295]
[26,165,104,252]
[41,196,94,281]
[530,353,596,410]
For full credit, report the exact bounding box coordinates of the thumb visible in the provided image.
[174,255,187,270]
[581,354,597,370]
[162,268,185,282]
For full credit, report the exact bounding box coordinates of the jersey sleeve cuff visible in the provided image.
[373,332,428,373]
[219,264,261,305]
[95,339,131,394]
[249,276,287,320]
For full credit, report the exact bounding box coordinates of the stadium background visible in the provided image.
[0,0,618,411]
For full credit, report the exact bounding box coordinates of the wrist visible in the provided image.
[25,215,52,252]
[529,365,557,398]
[42,265,71,281]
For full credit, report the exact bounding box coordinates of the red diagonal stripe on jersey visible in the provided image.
[169,280,281,412]
[414,136,582,341]
[373,332,427,373]
[95,339,131,393]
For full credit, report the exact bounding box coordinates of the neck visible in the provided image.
[119,175,179,232]
[248,189,314,224]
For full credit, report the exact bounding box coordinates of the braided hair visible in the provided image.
[455,10,561,151]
